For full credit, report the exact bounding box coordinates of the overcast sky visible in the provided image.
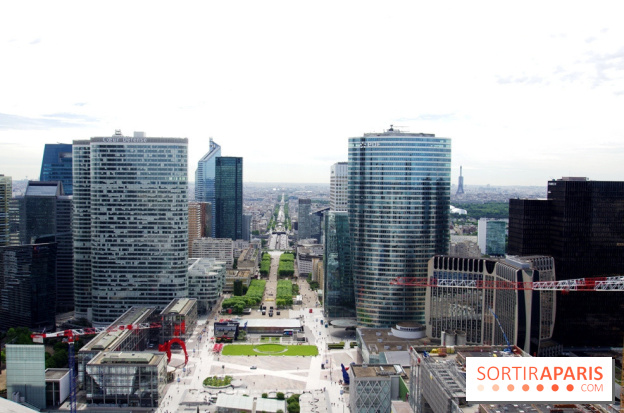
[1,1,623,186]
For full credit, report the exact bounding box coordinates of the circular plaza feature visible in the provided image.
[253,344,288,354]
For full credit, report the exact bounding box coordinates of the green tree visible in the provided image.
[5,327,34,345]
[262,393,268,399]
[276,392,285,400]
[233,280,243,296]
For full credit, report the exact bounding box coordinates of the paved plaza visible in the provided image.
[158,251,356,413]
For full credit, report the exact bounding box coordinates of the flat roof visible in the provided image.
[0,398,41,413]
[255,397,288,413]
[80,307,155,352]
[161,298,197,315]
[215,394,254,411]
[244,318,302,329]
[89,351,165,366]
[358,327,430,353]
[351,364,409,380]
[45,368,69,381]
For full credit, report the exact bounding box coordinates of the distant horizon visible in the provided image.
[6,177,576,189]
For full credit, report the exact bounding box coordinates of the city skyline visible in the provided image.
[1,2,623,186]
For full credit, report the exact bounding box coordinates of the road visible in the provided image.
[156,260,354,413]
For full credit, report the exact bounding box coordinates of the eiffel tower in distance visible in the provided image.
[456,165,465,195]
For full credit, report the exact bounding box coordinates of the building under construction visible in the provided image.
[424,255,558,356]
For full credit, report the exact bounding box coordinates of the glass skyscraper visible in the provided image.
[40,143,73,195]
[323,211,355,319]
[0,243,57,332]
[195,139,221,237]
[348,128,451,327]
[18,181,74,311]
[477,218,506,256]
[73,132,188,325]
[297,198,312,240]
[215,157,243,240]
[0,175,11,246]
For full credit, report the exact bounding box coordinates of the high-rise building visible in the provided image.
[40,143,73,195]
[18,181,73,311]
[0,174,11,246]
[330,162,348,212]
[323,211,355,320]
[297,198,311,241]
[215,157,243,240]
[348,128,451,327]
[508,177,624,346]
[189,202,210,256]
[73,132,188,325]
[309,207,329,243]
[426,255,557,356]
[242,213,252,241]
[477,218,506,256]
[72,140,92,320]
[0,242,57,332]
[195,139,221,237]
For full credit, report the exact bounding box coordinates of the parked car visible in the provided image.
[250,366,257,369]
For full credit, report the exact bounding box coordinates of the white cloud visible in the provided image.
[1,1,623,185]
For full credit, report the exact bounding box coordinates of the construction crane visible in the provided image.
[31,322,161,413]
[390,275,624,291]
[489,308,512,353]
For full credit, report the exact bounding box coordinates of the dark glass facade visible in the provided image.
[40,143,73,195]
[0,243,57,331]
[323,211,355,319]
[508,178,624,346]
[18,181,74,311]
[215,157,243,240]
[348,130,451,327]
[297,198,312,240]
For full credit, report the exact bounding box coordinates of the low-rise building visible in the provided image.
[356,325,428,365]
[192,238,234,269]
[225,269,252,293]
[348,363,410,413]
[160,298,198,343]
[238,246,260,273]
[45,368,69,407]
[296,243,323,276]
[188,258,226,314]
[78,306,158,386]
[85,351,167,408]
[215,394,286,413]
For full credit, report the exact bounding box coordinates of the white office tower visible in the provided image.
[330,162,348,212]
[73,131,188,324]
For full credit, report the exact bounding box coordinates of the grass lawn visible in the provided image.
[260,336,281,343]
[222,344,318,356]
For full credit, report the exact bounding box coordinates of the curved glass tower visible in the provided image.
[195,139,221,237]
[348,128,451,327]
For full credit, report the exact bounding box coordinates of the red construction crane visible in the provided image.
[31,322,161,413]
[390,276,624,291]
